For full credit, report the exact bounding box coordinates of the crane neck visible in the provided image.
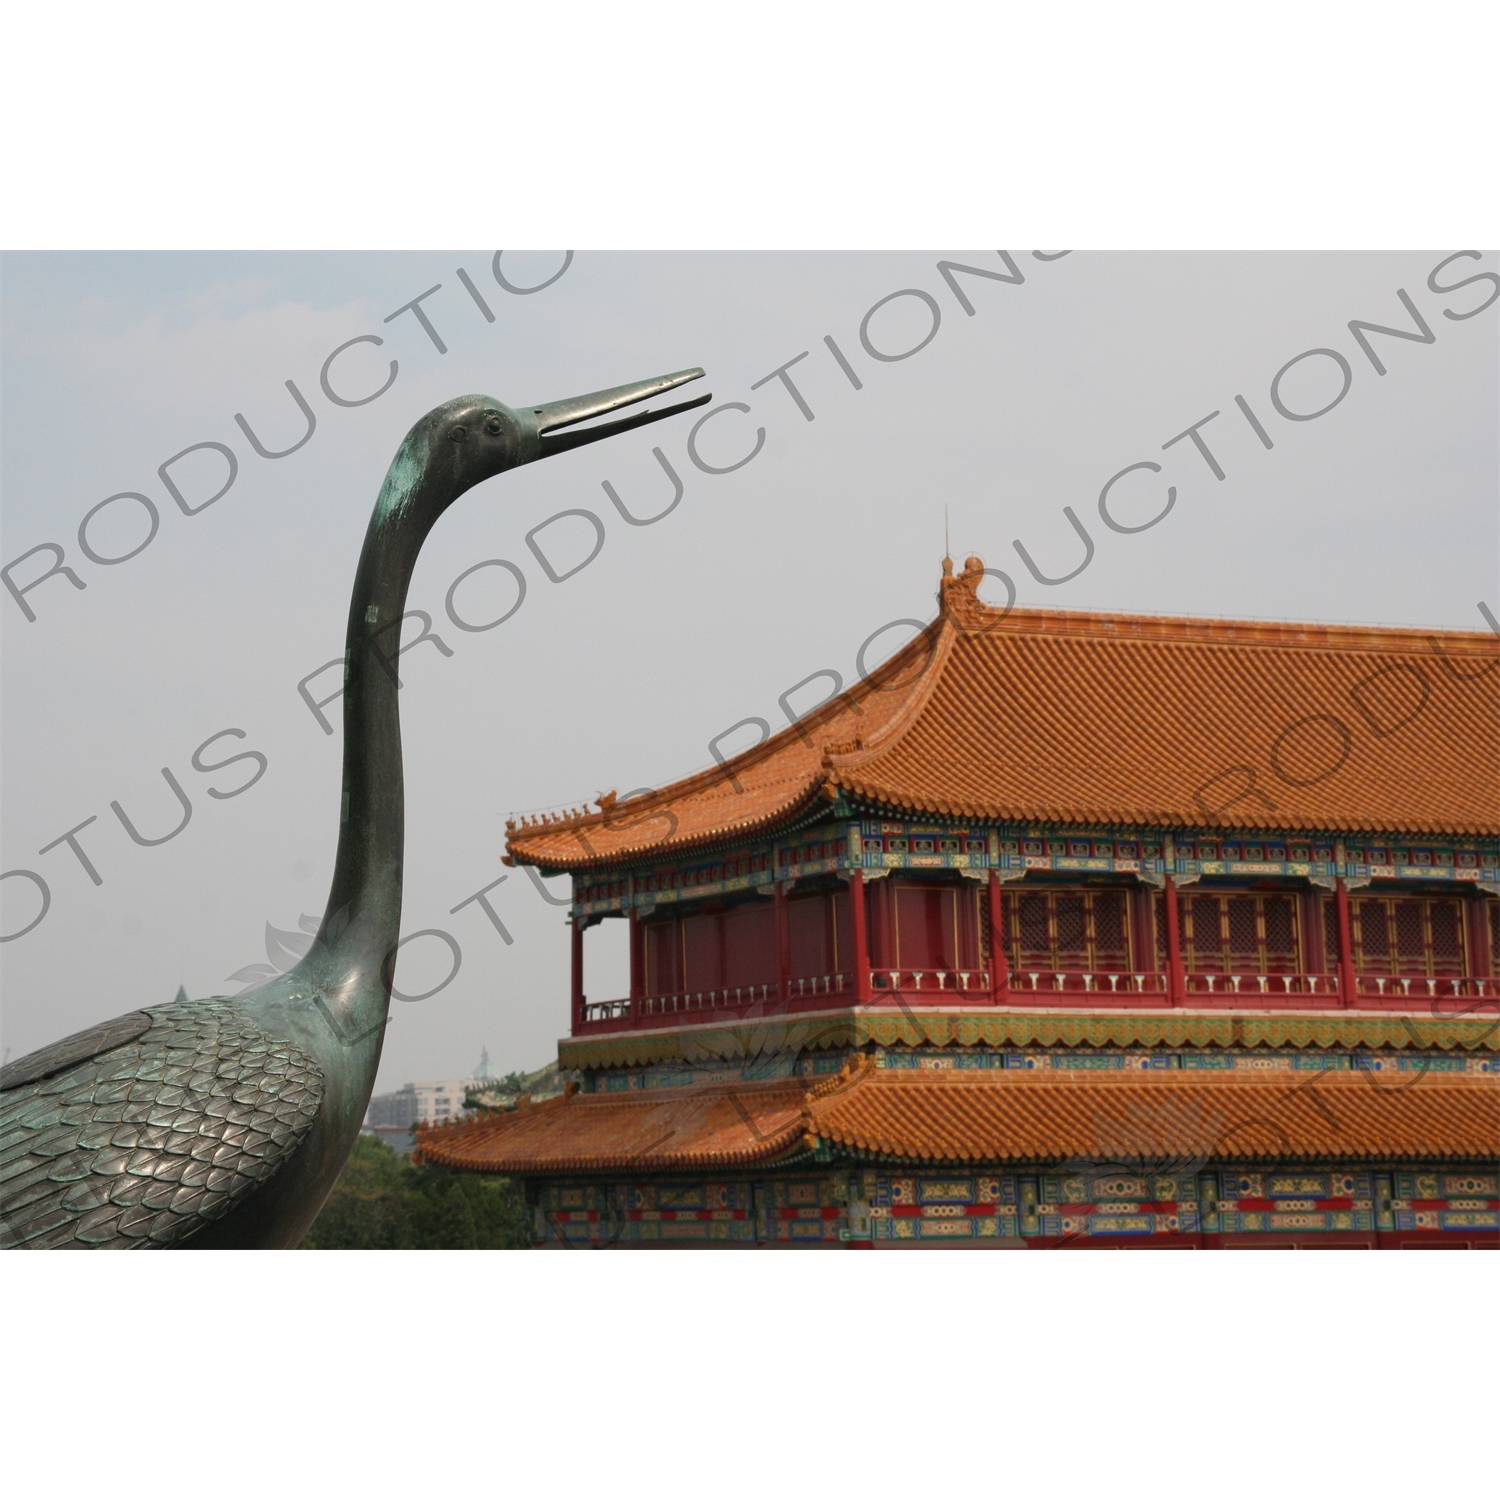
[299,420,467,1031]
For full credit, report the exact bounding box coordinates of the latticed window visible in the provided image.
[1018,893,1049,963]
[1190,895,1219,964]
[1227,896,1258,960]
[1009,889,1131,972]
[1264,897,1296,962]
[1358,901,1388,965]
[1094,892,1127,958]
[1394,901,1424,970]
[1431,903,1462,970]
[1353,896,1466,976]
[1183,892,1300,973]
[1056,895,1087,959]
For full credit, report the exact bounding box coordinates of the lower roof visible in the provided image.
[415,1059,1499,1176]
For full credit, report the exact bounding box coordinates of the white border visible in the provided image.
[1,2,1497,247]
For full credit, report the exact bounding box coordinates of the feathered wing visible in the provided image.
[0,999,323,1249]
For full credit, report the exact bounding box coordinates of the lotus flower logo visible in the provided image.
[224,913,320,992]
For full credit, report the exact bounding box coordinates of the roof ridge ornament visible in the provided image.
[938,552,993,630]
[821,732,865,765]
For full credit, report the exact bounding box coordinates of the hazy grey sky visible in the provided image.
[3,250,1496,1088]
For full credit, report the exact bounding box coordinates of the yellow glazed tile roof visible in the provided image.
[507,560,1499,871]
[416,1060,1500,1175]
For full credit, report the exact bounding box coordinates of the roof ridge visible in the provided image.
[861,1067,1500,1088]
[936,560,1498,655]
[822,619,958,777]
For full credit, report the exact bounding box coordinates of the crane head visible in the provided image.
[423,368,710,491]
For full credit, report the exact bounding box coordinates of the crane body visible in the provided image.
[0,369,709,1249]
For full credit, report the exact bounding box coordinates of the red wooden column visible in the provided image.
[1335,877,1356,1007]
[988,871,1009,1001]
[849,870,872,1004]
[774,880,791,1003]
[1163,874,1185,1007]
[628,909,645,1004]
[570,917,585,1031]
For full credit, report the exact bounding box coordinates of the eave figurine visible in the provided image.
[0,368,710,1249]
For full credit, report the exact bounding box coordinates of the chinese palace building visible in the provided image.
[418,558,1500,1248]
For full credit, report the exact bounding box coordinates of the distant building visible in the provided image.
[366,1078,483,1129]
[365,1047,494,1132]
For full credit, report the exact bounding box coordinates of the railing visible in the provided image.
[787,973,850,999]
[1183,972,1337,997]
[871,969,991,994]
[1353,974,1500,1000]
[585,976,853,1024]
[1012,971,1167,994]
[640,983,775,1018]
[1000,971,1500,1004]
[578,970,1500,1027]
[582,998,633,1022]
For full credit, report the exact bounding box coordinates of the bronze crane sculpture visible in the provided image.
[0,367,710,1248]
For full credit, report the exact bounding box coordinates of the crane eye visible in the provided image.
[485,415,503,435]
[450,426,467,442]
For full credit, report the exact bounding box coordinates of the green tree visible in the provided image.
[301,1133,531,1249]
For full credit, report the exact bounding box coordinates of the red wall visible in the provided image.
[646,902,777,995]
[869,880,980,972]
[642,890,861,994]
[789,889,853,979]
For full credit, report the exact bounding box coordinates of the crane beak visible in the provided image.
[517,368,711,463]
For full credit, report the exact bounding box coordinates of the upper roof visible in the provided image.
[507,558,1500,871]
[415,1059,1500,1174]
